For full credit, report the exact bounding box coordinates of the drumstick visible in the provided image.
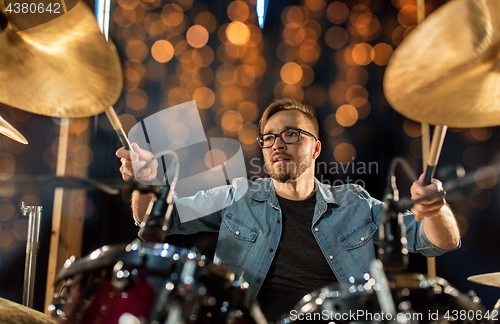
[415,125,447,222]
[105,106,135,153]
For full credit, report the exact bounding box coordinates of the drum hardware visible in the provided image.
[21,202,42,309]
[0,114,28,144]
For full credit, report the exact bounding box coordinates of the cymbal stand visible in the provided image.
[21,202,42,308]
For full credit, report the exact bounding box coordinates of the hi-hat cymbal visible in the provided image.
[468,272,500,288]
[0,297,56,324]
[0,115,27,144]
[383,0,500,128]
[0,0,122,118]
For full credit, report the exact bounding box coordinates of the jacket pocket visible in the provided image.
[339,219,377,273]
[215,213,259,267]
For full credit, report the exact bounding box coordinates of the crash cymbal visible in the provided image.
[0,0,122,118]
[0,115,27,144]
[383,0,500,128]
[468,272,500,288]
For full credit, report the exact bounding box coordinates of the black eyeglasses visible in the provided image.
[257,128,317,148]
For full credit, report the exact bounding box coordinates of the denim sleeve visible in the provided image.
[370,196,459,257]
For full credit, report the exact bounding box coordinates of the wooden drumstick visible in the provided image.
[105,106,135,152]
[415,125,448,222]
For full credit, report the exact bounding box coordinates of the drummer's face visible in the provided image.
[261,110,319,183]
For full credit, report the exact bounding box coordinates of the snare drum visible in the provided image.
[281,273,488,323]
[51,240,266,324]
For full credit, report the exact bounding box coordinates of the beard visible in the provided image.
[265,152,312,183]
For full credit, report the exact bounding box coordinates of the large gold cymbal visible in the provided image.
[0,0,122,118]
[383,0,500,128]
[468,272,500,288]
[0,115,27,144]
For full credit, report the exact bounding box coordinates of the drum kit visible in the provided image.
[0,0,500,323]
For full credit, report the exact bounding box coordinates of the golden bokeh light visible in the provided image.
[346,85,368,104]
[283,6,305,28]
[124,67,140,90]
[346,67,369,86]
[204,149,227,170]
[474,166,497,190]
[70,145,94,168]
[325,26,347,49]
[0,153,15,181]
[238,123,259,145]
[125,39,148,62]
[20,195,40,206]
[469,128,493,141]
[195,11,217,34]
[221,110,244,134]
[398,5,418,27]
[324,114,345,137]
[299,65,315,87]
[403,119,422,138]
[68,118,89,135]
[327,2,349,24]
[152,40,174,63]
[329,81,349,106]
[119,114,138,134]
[216,64,237,86]
[276,83,304,101]
[283,26,306,45]
[186,25,209,48]
[227,0,250,22]
[113,7,137,28]
[298,41,320,64]
[168,87,191,106]
[225,42,248,59]
[371,43,393,66]
[173,0,194,11]
[126,88,148,111]
[235,64,257,87]
[226,21,250,45]
[118,0,139,10]
[161,4,184,27]
[167,122,190,145]
[281,62,303,85]
[196,46,215,66]
[351,43,373,66]
[391,26,406,46]
[305,0,327,11]
[0,229,13,248]
[334,142,356,164]
[237,101,260,122]
[336,104,359,127]
[355,101,371,119]
[193,87,215,109]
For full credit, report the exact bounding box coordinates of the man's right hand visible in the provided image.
[116,143,158,182]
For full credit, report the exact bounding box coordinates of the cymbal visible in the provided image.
[0,0,122,118]
[383,0,500,128]
[0,297,56,324]
[0,115,27,144]
[468,272,500,288]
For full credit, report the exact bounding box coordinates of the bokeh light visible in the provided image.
[193,87,215,109]
[334,142,356,164]
[221,110,244,134]
[0,201,16,222]
[186,25,209,48]
[336,104,358,127]
[13,219,28,241]
[227,1,249,22]
[70,145,94,168]
[152,40,174,63]
[125,39,149,62]
[474,166,497,190]
[226,21,250,45]
[281,62,303,85]
[403,120,422,138]
[325,26,347,50]
[327,2,349,24]
[0,153,15,181]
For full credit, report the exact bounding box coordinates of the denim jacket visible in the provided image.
[166,177,452,298]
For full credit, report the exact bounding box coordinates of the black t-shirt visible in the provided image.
[256,193,337,323]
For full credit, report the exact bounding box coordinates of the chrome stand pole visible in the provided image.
[21,202,42,308]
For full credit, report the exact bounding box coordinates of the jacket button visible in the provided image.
[277,219,280,223]
[269,248,274,252]
[314,228,319,232]
[360,237,365,241]
[256,278,261,283]
[235,231,240,235]
[329,255,333,260]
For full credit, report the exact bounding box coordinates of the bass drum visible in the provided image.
[281,273,488,324]
[51,240,267,324]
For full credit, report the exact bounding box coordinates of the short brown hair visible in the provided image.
[258,98,319,137]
